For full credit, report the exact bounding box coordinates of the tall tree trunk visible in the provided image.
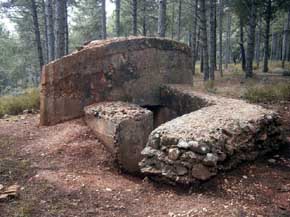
[225,11,231,69]
[132,0,138,36]
[209,0,216,80]
[218,0,223,76]
[177,0,182,41]
[263,0,271,73]
[282,10,290,68]
[101,0,107,39]
[42,0,48,64]
[45,0,54,62]
[31,0,44,70]
[64,0,69,54]
[171,1,175,39]
[158,0,167,37]
[200,0,209,80]
[55,0,66,58]
[115,0,121,36]
[191,0,198,75]
[142,0,147,36]
[239,17,246,72]
[255,18,262,68]
[245,0,257,78]
[213,1,217,70]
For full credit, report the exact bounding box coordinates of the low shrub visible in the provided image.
[0,88,40,117]
[243,83,290,103]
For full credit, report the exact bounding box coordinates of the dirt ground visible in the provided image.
[0,73,290,217]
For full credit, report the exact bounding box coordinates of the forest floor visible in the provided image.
[0,69,290,217]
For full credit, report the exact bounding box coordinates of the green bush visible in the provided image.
[243,83,290,103]
[0,88,40,117]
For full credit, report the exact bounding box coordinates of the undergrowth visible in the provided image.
[0,88,39,117]
[243,83,290,103]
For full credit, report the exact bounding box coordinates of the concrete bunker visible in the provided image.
[40,37,286,184]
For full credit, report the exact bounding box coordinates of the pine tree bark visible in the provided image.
[218,0,223,76]
[191,0,198,75]
[158,0,167,37]
[245,0,257,78]
[42,0,48,64]
[115,0,121,36]
[239,18,246,72]
[31,0,44,70]
[171,1,175,39]
[209,0,216,80]
[45,0,54,62]
[64,0,69,54]
[132,0,138,36]
[142,0,147,36]
[200,0,209,80]
[255,18,262,68]
[282,10,290,68]
[177,0,182,41]
[263,0,271,73]
[101,0,107,39]
[225,11,231,69]
[55,0,66,58]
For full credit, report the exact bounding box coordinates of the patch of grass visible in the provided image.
[242,83,290,103]
[0,88,39,118]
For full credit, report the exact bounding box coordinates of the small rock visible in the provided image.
[192,164,215,181]
[268,159,276,164]
[105,188,112,192]
[177,140,191,149]
[242,175,248,179]
[0,184,3,191]
[189,141,210,155]
[175,165,188,176]
[168,148,180,161]
[203,153,218,167]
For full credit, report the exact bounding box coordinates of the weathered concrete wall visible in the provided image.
[40,37,193,126]
[84,102,153,173]
[140,85,286,185]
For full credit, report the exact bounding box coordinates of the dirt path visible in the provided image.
[0,111,289,217]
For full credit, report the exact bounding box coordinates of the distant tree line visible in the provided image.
[0,0,290,94]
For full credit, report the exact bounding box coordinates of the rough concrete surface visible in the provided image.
[84,101,153,173]
[40,37,193,126]
[140,85,286,184]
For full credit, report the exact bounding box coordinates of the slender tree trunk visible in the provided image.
[171,1,175,39]
[101,0,107,39]
[42,0,48,64]
[213,1,217,70]
[282,10,290,68]
[218,0,223,76]
[31,0,44,70]
[245,0,257,78]
[64,0,69,54]
[115,0,121,36]
[263,0,272,73]
[55,0,66,58]
[142,0,147,36]
[158,0,167,37]
[45,0,54,62]
[132,0,138,35]
[239,18,246,72]
[255,18,262,68]
[200,0,209,80]
[225,11,231,69]
[191,0,198,75]
[177,0,182,41]
[209,0,216,80]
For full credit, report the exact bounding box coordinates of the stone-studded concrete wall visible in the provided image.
[40,37,193,125]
